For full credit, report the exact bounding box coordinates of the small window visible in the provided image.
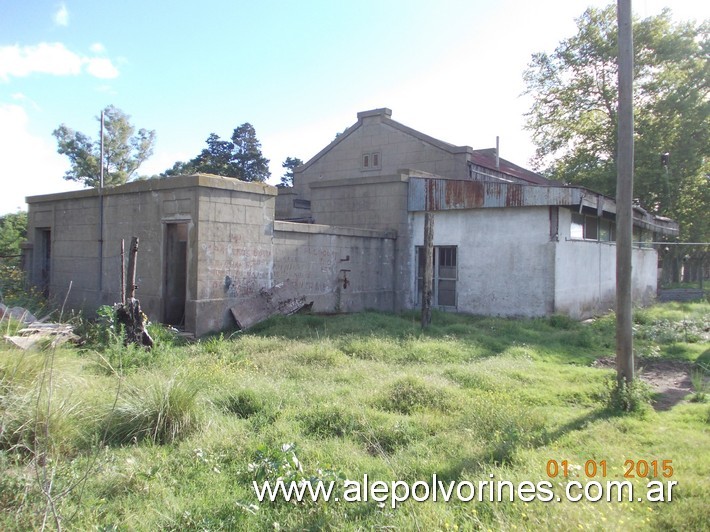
[571,213,585,240]
[361,151,381,170]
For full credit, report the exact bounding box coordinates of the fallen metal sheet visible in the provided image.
[230,283,311,330]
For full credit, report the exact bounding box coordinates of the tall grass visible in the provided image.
[103,374,202,445]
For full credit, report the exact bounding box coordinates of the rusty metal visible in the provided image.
[408,177,679,237]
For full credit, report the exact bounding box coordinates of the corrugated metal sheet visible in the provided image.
[407,177,679,236]
[409,178,583,211]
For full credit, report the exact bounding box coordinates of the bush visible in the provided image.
[103,374,202,445]
[377,376,451,415]
[217,389,267,419]
[299,405,359,438]
[604,376,652,413]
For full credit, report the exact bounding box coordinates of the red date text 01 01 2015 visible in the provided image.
[546,460,674,479]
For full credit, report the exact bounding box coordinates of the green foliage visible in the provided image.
[217,389,268,419]
[377,376,451,415]
[604,376,653,413]
[298,405,359,438]
[103,374,202,445]
[524,7,709,241]
[53,105,156,187]
[163,123,270,182]
[278,156,303,187]
[690,364,709,403]
[246,442,346,503]
[1,302,709,530]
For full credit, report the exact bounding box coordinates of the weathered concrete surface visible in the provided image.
[273,221,396,314]
[25,174,277,337]
[410,206,556,317]
[554,241,657,319]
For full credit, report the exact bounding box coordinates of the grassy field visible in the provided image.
[1,302,708,530]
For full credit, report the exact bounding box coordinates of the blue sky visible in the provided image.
[1,0,707,214]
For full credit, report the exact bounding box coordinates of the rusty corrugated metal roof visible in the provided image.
[407,177,679,236]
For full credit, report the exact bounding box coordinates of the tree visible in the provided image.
[0,211,27,264]
[163,123,271,182]
[278,156,303,187]
[523,6,709,242]
[53,105,156,188]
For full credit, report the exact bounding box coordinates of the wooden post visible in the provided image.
[120,239,126,305]
[126,237,139,300]
[116,235,153,349]
[421,212,434,328]
[616,0,634,385]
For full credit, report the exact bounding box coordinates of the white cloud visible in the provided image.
[0,104,78,215]
[53,3,69,27]
[0,43,120,82]
[89,42,106,54]
[84,57,119,79]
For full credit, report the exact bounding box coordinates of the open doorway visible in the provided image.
[36,228,51,298]
[164,223,188,327]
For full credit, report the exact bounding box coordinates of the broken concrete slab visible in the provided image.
[0,303,38,325]
[4,322,78,350]
[230,283,311,330]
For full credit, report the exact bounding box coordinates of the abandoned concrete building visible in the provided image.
[24,108,678,336]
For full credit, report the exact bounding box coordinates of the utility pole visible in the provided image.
[616,0,634,385]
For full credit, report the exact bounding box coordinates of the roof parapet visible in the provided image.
[357,108,392,119]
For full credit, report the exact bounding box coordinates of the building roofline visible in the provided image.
[296,108,472,174]
[26,173,277,204]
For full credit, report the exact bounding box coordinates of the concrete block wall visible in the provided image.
[410,207,556,317]
[26,184,198,320]
[294,110,470,203]
[194,182,276,336]
[26,175,277,337]
[273,222,396,313]
[309,173,417,311]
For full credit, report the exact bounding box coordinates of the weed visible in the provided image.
[103,374,202,445]
[298,405,359,438]
[217,389,267,419]
[690,364,709,403]
[604,376,653,413]
[377,376,451,415]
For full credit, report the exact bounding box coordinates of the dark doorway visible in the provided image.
[164,223,188,326]
[37,229,51,298]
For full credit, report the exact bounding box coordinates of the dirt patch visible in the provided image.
[593,357,694,411]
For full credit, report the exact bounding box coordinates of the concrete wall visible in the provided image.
[309,173,418,311]
[273,221,396,313]
[193,181,276,336]
[554,241,658,319]
[26,175,277,337]
[410,207,556,317]
[26,179,199,324]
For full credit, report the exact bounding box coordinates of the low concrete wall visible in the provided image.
[273,221,396,313]
[554,240,658,319]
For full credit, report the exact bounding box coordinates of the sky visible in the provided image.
[0,0,707,215]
